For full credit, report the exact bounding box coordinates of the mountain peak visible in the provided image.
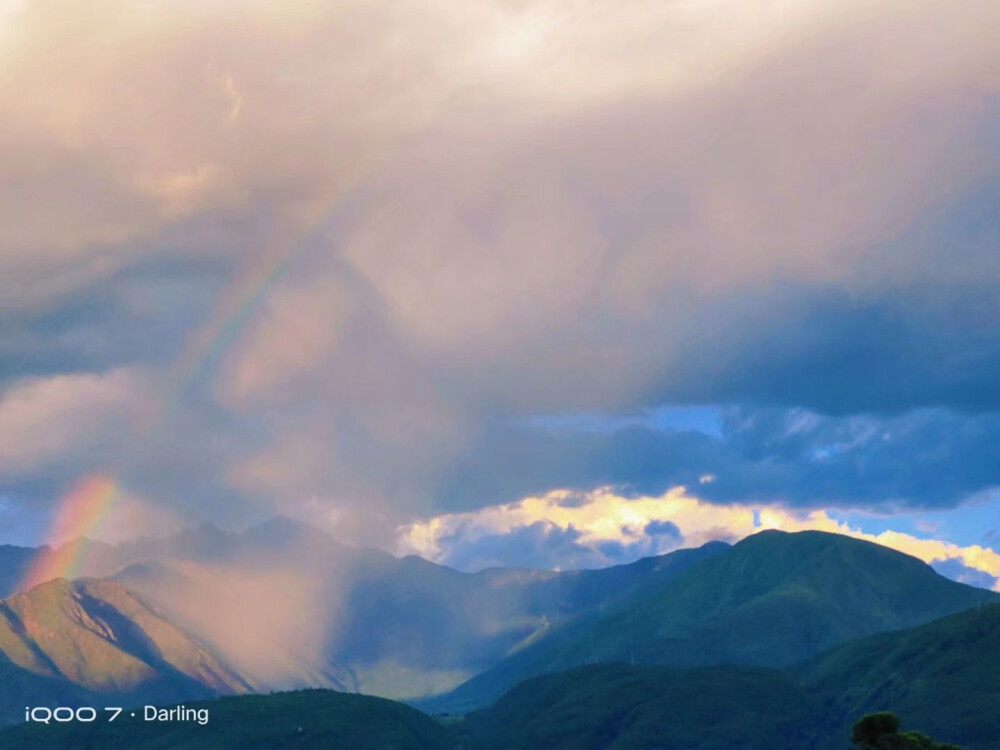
[246,514,311,535]
[242,515,337,548]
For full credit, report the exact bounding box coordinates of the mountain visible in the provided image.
[11,598,999,750]
[0,657,94,728]
[459,663,825,750]
[2,518,729,705]
[6,521,996,727]
[0,689,457,750]
[434,530,998,711]
[0,545,41,598]
[459,601,1000,749]
[797,601,1000,749]
[110,519,728,699]
[3,571,998,747]
[0,577,251,725]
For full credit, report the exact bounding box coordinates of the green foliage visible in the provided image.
[853,712,902,745]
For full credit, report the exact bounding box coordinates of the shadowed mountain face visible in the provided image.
[433,529,998,712]
[0,578,251,725]
[0,658,93,729]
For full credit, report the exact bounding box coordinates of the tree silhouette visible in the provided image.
[851,712,962,749]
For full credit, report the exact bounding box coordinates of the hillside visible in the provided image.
[0,658,94,727]
[798,601,1000,749]
[459,663,826,750]
[0,578,251,725]
[458,602,1000,749]
[0,689,457,749]
[433,530,998,711]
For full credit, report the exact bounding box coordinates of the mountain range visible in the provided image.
[430,529,996,712]
[7,597,1000,750]
[0,521,996,747]
[5,517,732,699]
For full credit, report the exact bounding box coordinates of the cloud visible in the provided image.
[0,369,147,475]
[430,521,601,572]
[931,558,999,591]
[0,0,998,545]
[432,406,1000,517]
[399,486,1000,589]
[398,487,734,570]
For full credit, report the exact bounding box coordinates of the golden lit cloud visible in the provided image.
[398,487,1000,589]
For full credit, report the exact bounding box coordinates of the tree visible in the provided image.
[851,712,962,749]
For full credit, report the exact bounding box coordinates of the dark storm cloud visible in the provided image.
[436,406,1000,514]
[0,253,231,385]
[644,520,682,540]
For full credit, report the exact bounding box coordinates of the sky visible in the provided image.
[1,0,999,585]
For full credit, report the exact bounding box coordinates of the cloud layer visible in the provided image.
[0,0,998,556]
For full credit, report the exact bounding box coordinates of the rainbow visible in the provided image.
[172,248,297,398]
[19,474,120,591]
[18,209,334,593]
[18,135,396,593]
[17,245,308,593]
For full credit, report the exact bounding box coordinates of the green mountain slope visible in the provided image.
[459,663,825,750]
[0,689,457,750]
[463,601,1000,749]
[435,530,997,711]
[798,601,1000,749]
